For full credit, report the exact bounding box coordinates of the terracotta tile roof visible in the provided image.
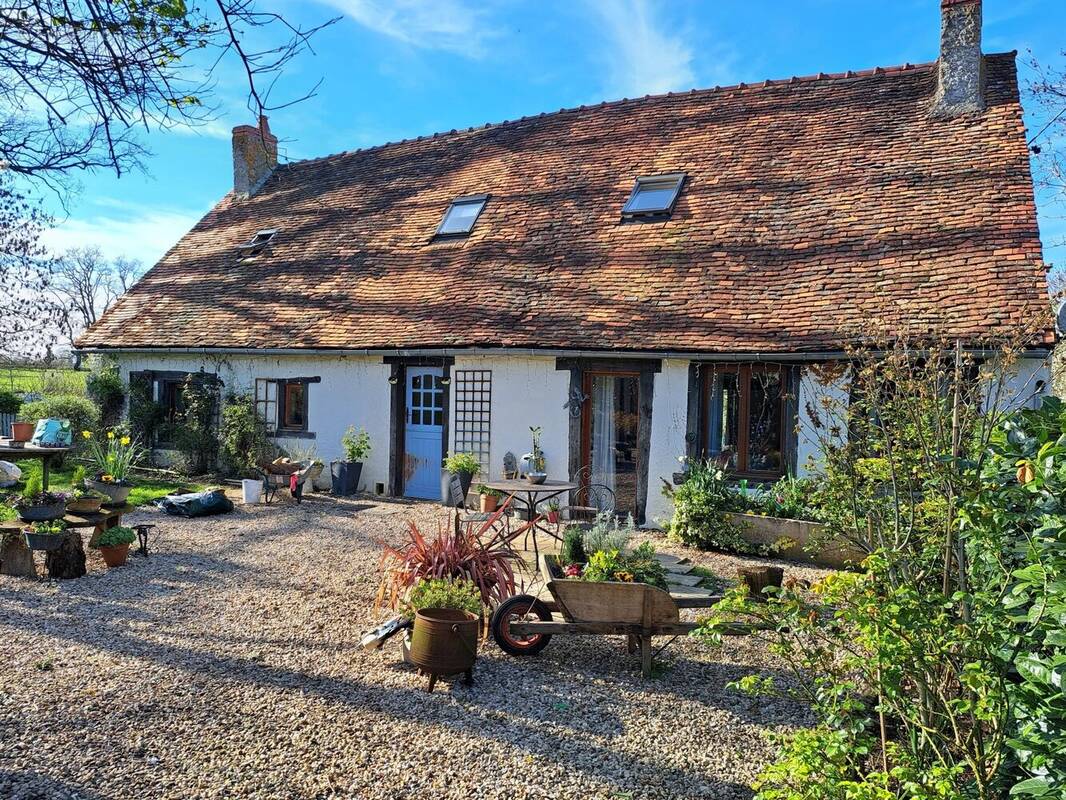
[78,53,1054,354]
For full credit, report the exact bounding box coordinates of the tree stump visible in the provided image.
[0,533,37,578]
[45,530,86,580]
[737,566,784,601]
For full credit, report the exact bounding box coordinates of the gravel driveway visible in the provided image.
[0,495,829,800]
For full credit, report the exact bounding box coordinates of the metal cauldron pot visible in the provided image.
[408,608,479,692]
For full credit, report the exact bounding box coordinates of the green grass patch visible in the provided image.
[688,565,726,591]
[0,367,87,395]
[11,461,202,507]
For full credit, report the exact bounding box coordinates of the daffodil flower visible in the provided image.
[106,431,116,440]
[120,436,131,446]
[81,430,92,439]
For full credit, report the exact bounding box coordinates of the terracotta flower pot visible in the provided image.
[480,494,498,513]
[10,421,33,442]
[99,543,130,568]
[546,511,560,524]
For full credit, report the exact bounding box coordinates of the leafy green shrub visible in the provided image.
[663,460,782,556]
[750,475,826,522]
[583,511,634,554]
[92,525,136,548]
[219,393,272,477]
[560,526,587,565]
[85,361,125,427]
[341,426,371,461]
[443,451,480,476]
[0,390,21,414]
[18,395,99,439]
[127,373,162,445]
[404,578,482,618]
[171,376,219,475]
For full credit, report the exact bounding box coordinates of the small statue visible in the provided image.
[503,452,518,479]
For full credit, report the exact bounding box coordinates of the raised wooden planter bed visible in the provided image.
[726,512,864,569]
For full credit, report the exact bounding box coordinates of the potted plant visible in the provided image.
[522,426,547,484]
[82,429,142,506]
[10,475,67,522]
[22,519,67,551]
[476,484,502,513]
[64,466,103,514]
[91,524,136,568]
[442,451,481,502]
[404,578,483,690]
[0,390,27,442]
[332,426,370,496]
[545,499,561,524]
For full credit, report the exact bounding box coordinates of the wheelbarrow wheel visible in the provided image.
[491,595,553,656]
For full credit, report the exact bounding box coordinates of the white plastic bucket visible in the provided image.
[241,479,262,505]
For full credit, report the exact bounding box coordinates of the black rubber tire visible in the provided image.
[491,595,554,656]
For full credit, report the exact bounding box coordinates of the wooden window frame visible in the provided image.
[700,363,790,481]
[254,377,319,439]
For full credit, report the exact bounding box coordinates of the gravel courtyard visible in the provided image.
[0,495,829,800]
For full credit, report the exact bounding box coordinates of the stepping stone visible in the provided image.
[655,554,690,568]
[668,584,720,608]
[664,563,695,575]
[666,573,705,587]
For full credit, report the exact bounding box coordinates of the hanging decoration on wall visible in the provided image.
[563,386,588,418]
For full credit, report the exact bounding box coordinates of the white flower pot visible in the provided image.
[241,479,262,504]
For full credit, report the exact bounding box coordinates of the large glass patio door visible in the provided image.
[583,372,640,518]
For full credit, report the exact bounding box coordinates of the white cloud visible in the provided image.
[585,0,696,98]
[318,0,498,57]
[41,204,205,268]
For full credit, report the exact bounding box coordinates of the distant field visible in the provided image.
[0,367,87,395]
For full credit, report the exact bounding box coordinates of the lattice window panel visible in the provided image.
[453,370,492,475]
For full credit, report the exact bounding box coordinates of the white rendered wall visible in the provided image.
[109,353,392,492]
[985,356,1052,413]
[449,355,570,482]
[644,359,689,528]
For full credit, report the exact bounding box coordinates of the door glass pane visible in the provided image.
[589,374,639,517]
[707,372,739,469]
[748,371,783,472]
[412,375,421,389]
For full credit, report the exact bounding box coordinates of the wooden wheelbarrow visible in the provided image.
[490,555,737,677]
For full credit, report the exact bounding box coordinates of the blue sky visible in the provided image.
[40,0,1066,271]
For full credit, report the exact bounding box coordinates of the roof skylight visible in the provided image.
[237,229,277,255]
[622,174,685,219]
[436,195,488,237]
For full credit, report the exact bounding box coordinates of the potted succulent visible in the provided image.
[442,451,481,503]
[10,474,67,522]
[522,426,547,484]
[91,524,136,568]
[82,429,141,506]
[476,484,502,513]
[332,426,370,496]
[22,519,67,551]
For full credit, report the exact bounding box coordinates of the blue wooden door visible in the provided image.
[404,368,445,499]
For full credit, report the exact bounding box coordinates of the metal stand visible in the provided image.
[134,524,156,557]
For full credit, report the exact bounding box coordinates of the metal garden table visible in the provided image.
[482,478,578,562]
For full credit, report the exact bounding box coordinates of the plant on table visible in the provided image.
[476,484,502,512]
[521,426,546,475]
[6,474,68,520]
[82,429,141,485]
[377,517,517,611]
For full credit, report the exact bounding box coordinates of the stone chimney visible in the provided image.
[232,116,278,198]
[931,0,984,117]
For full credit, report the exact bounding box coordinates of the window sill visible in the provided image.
[267,430,316,440]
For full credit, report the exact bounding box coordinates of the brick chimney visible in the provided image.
[931,0,984,117]
[232,116,278,198]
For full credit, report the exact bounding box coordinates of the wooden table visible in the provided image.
[0,442,71,490]
[0,505,135,580]
[483,479,578,562]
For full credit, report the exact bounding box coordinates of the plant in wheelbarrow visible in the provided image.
[90,525,136,568]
